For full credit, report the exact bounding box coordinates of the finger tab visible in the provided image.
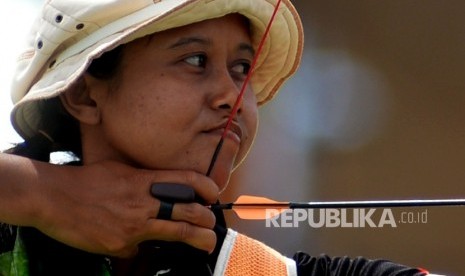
[151,183,196,203]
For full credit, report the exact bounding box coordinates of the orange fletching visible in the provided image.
[232,195,288,220]
[235,195,282,204]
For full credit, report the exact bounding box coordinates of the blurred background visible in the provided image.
[222,1,465,275]
[1,1,464,275]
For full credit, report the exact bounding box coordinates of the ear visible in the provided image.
[60,74,107,125]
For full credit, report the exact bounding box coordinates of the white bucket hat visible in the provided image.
[10,0,303,140]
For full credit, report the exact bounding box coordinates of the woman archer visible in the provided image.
[0,0,435,275]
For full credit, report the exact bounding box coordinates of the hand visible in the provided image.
[29,160,219,257]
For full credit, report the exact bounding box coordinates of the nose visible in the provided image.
[208,69,243,114]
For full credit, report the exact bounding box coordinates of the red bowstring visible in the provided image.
[206,0,283,176]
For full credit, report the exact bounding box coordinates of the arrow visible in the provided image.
[151,184,465,220]
[211,195,465,220]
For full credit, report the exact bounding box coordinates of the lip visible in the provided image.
[205,121,243,144]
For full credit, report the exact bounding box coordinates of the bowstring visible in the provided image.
[206,0,283,176]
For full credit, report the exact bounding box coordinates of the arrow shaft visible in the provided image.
[213,199,465,210]
[291,199,465,209]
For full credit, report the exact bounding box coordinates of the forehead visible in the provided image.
[127,14,252,50]
[157,13,250,37]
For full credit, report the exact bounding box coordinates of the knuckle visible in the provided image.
[121,219,145,237]
[209,212,216,228]
[175,222,191,241]
[182,203,203,224]
[115,247,137,258]
[207,231,217,253]
[99,229,140,257]
[103,238,131,256]
[184,170,199,185]
[180,203,215,228]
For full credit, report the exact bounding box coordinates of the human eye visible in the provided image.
[184,54,207,68]
[231,61,251,76]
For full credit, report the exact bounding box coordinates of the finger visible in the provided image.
[146,170,219,204]
[156,200,174,220]
[106,165,216,202]
[178,171,219,204]
[144,220,217,253]
[171,202,216,229]
[151,183,196,203]
[152,201,216,229]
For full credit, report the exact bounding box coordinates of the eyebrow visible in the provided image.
[168,36,210,49]
[238,42,255,57]
[167,36,255,57]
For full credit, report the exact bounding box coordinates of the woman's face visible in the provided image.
[84,14,258,190]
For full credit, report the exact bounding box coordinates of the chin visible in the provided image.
[204,148,239,192]
[208,165,233,193]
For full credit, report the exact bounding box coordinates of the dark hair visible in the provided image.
[5,45,125,161]
[1,45,125,273]
[87,45,125,80]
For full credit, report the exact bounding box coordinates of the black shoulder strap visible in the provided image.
[0,223,17,254]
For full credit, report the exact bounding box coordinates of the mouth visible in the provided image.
[204,121,243,144]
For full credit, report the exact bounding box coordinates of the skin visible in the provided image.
[58,14,259,257]
[0,154,222,256]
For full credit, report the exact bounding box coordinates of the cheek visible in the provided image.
[110,78,193,124]
[100,82,205,165]
[244,91,259,137]
[107,92,156,131]
[236,95,259,164]
[99,87,162,145]
[245,109,259,150]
